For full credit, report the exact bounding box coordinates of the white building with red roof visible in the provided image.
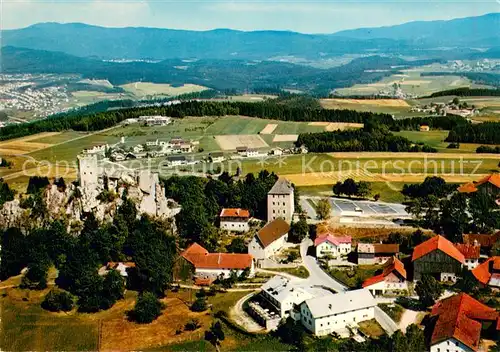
[219,208,251,232]
[314,233,352,259]
[181,243,254,280]
[455,243,481,270]
[362,257,408,296]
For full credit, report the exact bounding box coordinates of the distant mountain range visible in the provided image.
[2,13,499,60]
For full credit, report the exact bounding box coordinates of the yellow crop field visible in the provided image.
[0,132,61,155]
[321,98,410,108]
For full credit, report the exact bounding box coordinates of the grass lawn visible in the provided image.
[328,265,383,289]
[0,286,255,352]
[358,319,385,338]
[0,289,99,351]
[271,266,310,279]
[378,303,405,323]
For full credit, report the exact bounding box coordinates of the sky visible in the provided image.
[2,0,499,33]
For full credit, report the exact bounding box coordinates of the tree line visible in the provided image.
[296,122,437,153]
[446,122,500,144]
[476,145,500,154]
[0,99,394,141]
[389,115,468,131]
[424,87,500,98]
[403,176,500,242]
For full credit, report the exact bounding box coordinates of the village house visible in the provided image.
[455,243,481,270]
[362,257,408,296]
[236,146,249,156]
[167,155,187,167]
[219,208,251,232]
[209,152,225,163]
[463,232,500,255]
[457,173,500,197]
[146,139,159,147]
[248,218,290,263]
[357,243,399,265]
[270,147,283,156]
[179,243,254,281]
[133,144,144,153]
[314,233,352,259]
[138,115,171,126]
[429,293,499,352]
[472,256,500,289]
[299,289,376,337]
[83,144,108,155]
[248,276,333,330]
[267,178,295,222]
[412,235,465,282]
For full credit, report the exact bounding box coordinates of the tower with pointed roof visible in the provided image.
[267,178,295,222]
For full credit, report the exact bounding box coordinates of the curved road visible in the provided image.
[300,238,347,292]
[299,238,398,335]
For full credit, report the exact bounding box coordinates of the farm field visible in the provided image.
[394,130,500,153]
[297,182,407,203]
[334,69,493,98]
[120,82,209,98]
[320,98,416,116]
[0,287,271,352]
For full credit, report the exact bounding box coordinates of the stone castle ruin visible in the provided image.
[0,155,180,230]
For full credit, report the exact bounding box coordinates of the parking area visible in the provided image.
[300,196,410,220]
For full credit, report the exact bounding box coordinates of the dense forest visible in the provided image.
[424,87,500,98]
[0,99,394,141]
[446,122,500,144]
[296,122,437,153]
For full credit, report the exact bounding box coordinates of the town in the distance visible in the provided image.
[1,8,500,352]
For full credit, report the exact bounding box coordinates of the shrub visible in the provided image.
[185,318,201,331]
[129,292,164,324]
[191,297,208,312]
[42,289,74,312]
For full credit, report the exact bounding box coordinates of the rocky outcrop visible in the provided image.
[0,179,180,231]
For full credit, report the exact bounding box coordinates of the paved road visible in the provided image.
[300,239,347,292]
[374,306,398,336]
[299,238,399,335]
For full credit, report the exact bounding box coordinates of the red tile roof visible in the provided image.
[194,277,216,286]
[455,243,481,259]
[431,293,499,351]
[220,208,250,218]
[472,256,500,285]
[314,234,352,247]
[256,219,290,248]
[412,235,465,264]
[107,261,136,269]
[181,243,253,270]
[463,233,500,248]
[457,182,478,193]
[362,257,406,288]
[475,173,500,188]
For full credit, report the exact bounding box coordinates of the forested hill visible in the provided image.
[0,100,394,141]
[3,14,499,60]
[1,46,439,94]
[424,87,500,98]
